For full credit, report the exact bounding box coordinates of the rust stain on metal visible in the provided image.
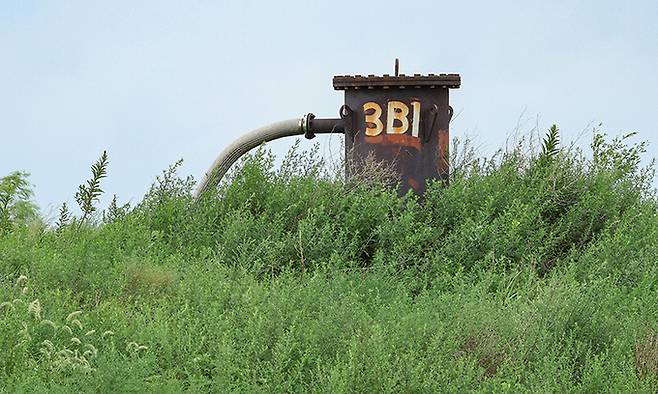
[365,133,421,150]
[407,177,420,192]
[437,129,449,176]
[334,67,460,195]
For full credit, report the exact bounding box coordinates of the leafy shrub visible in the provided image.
[0,171,38,233]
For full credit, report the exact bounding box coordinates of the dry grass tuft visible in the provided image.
[344,150,401,192]
[455,329,507,378]
[635,332,658,379]
[125,261,177,296]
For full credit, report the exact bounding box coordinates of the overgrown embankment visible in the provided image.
[1,130,657,392]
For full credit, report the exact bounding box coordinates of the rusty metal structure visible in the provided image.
[334,64,460,194]
[194,61,460,199]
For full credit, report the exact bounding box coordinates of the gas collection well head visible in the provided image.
[333,62,460,194]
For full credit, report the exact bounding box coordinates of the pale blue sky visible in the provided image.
[2,1,657,215]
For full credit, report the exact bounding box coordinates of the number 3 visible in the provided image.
[363,102,384,136]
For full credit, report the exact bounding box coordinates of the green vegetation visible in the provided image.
[1,127,657,392]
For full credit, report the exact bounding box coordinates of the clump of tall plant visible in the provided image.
[52,150,111,231]
[540,124,560,161]
[0,171,38,233]
[74,151,109,227]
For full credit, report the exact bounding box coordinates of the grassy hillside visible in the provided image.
[1,130,657,392]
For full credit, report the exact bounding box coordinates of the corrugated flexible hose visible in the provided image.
[193,116,344,199]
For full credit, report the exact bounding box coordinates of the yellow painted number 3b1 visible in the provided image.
[363,101,421,137]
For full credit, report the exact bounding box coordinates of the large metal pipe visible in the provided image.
[193,114,344,199]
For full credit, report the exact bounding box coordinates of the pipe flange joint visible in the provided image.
[302,113,316,140]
